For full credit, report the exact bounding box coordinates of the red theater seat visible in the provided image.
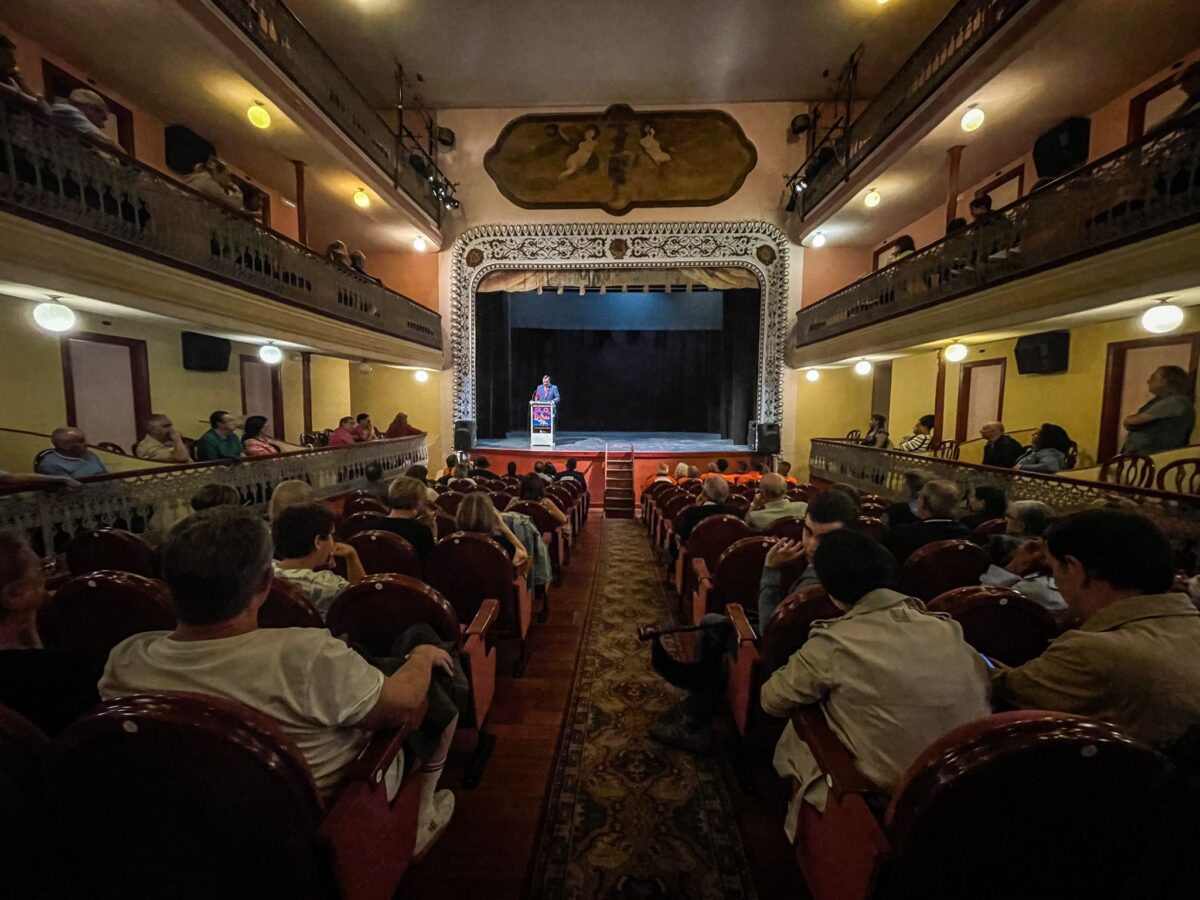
[489,491,514,511]
[259,576,325,629]
[692,536,801,625]
[895,539,990,602]
[342,495,389,517]
[433,512,458,540]
[764,515,806,541]
[851,515,888,541]
[435,491,466,515]
[337,512,384,541]
[967,516,1008,544]
[509,499,568,584]
[66,528,158,578]
[1100,452,1156,488]
[0,703,54,900]
[656,494,693,554]
[449,478,480,493]
[928,585,1059,666]
[39,571,174,660]
[346,530,422,579]
[676,514,751,602]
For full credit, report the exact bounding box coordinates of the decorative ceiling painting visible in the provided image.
[484,104,757,215]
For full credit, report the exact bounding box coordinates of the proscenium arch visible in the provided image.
[449,221,789,429]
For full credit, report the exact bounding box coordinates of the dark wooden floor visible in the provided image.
[401,512,804,899]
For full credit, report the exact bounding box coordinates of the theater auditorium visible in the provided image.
[2,1,1200,897]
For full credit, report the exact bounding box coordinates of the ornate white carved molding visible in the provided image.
[448,220,789,427]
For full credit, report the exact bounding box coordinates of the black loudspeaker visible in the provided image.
[1014,331,1070,375]
[748,421,781,454]
[453,420,476,451]
[1033,117,1090,179]
[164,124,215,176]
[180,331,231,372]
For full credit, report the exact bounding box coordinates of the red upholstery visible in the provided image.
[692,536,801,625]
[53,692,423,899]
[1100,452,1156,488]
[342,495,388,517]
[656,494,693,551]
[259,577,325,629]
[434,491,466,515]
[488,491,514,511]
[649,486,685,534]
[896,539,990,602]
[764,515,806,541]
[66,528,158,578]
[967,517,1008,544]
[337,512,384,541]
[1158,457,1200,494]
[449,478,480,493]
[928,585,1059,666]
[433,512,458,540]
[0,703,54,899]
[676,514,751,598]
[346,530,422,579]
[432,483,450,495]
[726,495,752,515]
[39,571,174,659]
[851,515,888,541]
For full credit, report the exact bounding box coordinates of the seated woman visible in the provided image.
[268,479,314,520]
[1014,424,1072,474]
[241,415,282,457]
[859,414,890,449]
[980,537,1068,624]
[0,532,103,735]
[961,485,1007,531]
[456,492,529,574]
[189,482,241,512]
[508,473,570,532]
[271,502,365,616]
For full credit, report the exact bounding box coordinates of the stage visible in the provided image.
[473,431,751,453]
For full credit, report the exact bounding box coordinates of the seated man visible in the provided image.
[881,469,927,527]
[746,473,808,533]
[49,88,120,151]
[195,411,243,461]
[134,413,191,463]
[980,537,1067,624]
[671,476,744,557]
[354,413,376,442]
[990,510,1200,747]
[986,499,1055,564]
[272,503,366,615]
[385,412,424,439]
[761,530,991,840]
[980,421,1024,469]
[100,507,457,856]
[556,457,588,490]
[327,417,359,448]
[361,462,390,503]
[882,479,969,564]
[641,463,674,492]
[36,427,108,478]
[777,460,799,486]
[367,476,436,561]
[469,456,499,481]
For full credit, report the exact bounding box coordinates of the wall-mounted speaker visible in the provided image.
[164,125,215,176]
[1014,331,1070,375]
[1033,117,1090,179]
[181,331,231,372]
[454,420,476,451]
[748,421,780,454]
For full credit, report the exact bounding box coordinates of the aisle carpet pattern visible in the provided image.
[529,519,758,899]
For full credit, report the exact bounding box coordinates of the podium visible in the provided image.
[530,401,556,448]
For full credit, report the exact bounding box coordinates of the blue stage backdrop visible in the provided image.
[474,289,760,438]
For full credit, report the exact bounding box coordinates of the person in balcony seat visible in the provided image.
[183,156,244,211]
[272,502,365,616]
[1014,423,1072,474]
[324,240,351,267]
[100,507,458,855]
[385,412,424,439]
[969,193,1004,227]
[991,510,1200,748]
[897,415,936,453]
[980,421,1024,469]
[134,414,191,463]
[1162,62,1200,125]
[859,413,890,448]
[195,411,243,462]
[327,417,359,448]
[761,529,990,840]
[365,476,436,562]
[888,235,916,264]
[241,416,282,457]
[35,427,107,478]
[882,480,969,565]
[1121,365,1196,455]
[746,474,808,533]
[49,88,120,151]
[0,34,41,108]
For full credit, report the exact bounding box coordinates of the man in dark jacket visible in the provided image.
[883,480,969,564]
[981,422,1024,468]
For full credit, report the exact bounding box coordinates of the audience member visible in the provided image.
[969,193,1003,226]
[189,483,241,513]
[882,479,969,564]
[98,507,458,851]
[349,250,378,282]
[1014,424,1072,473]
[557,457,587,490]
[509,473,569,531]
[762,529,990,838]
[327,417,359,448]
[366,476,436,561]
[980,537,1067,623]
[469,456,498,481]
[325,241,351,267]
[882,469,927,526]
[242,416,282,457]
[889,235,916,264]
[534,461,553,483]
[268,479,314,520]
[183,156,244,210]
[455,493,529,573]
[945,216,968,235]
[987,499,1056,564]
[404,464,440,503]
[36,427,108,478]
[354,414,377,442]
[1121,365,1195,454]
[746,474,808,532]
[991,510,1200,746]
[687,465,700,479]
[0,35,40,107]
[1162,62,1200,125]
[272,502,365,615]
[673,462,690,481]
[777,460,798,486]
[827,482,862,512]
[544,461,559,481]
[701,459,730,481]
[0,532,103,735]
[898,415,936,452]
[673,476,744,548]
[439,454,459,481]
[642,463,674,491]
[980,421,1024,468]
[961,485,1008,531]
[196,411,243,461]
[133,413,191,463]
[506,461,519,478]
[0,469,80,490]
[385,412,424,439]
[860,414,889,448]
[361,463,390,503]
[49,88,120,150]
[732,460,751,482]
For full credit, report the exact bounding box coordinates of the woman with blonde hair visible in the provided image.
[268,479,314,520]
[673,462,690,480]
[456,492,529,572]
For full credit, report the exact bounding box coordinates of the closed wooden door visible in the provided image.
[240,355,284,440]
[955,359,1005,443]
[62,334,151,452]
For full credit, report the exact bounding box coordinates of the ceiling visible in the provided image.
[284,0,959,108]
[812,0,1200,248]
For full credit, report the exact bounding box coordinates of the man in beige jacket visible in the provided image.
[760,530,991,841]
[991,509,1200,747]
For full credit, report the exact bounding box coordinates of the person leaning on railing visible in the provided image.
[196,411,244,462]
[897,415,935,452]
[134,414,191,464]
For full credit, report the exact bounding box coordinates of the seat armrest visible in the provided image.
[466,598,500,639]
[692,557,712,587]
[345,705,425,788]
[726,604,757,644]
[790,706,876,799]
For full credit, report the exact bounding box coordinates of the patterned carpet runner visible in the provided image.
[529,519,758,899]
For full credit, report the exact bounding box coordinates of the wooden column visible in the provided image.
[933,351,947,446]
[301,351,313,433]
[292,160,308,246]
[945,144,965,228]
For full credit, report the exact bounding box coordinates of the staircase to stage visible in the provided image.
[604,445,635,518]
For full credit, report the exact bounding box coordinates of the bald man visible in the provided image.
[746,473,808,532]
[980,421,1024,469]
[49,88,120,150]
[35,427,108,478]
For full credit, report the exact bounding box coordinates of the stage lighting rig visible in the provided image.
[395,63,462,218]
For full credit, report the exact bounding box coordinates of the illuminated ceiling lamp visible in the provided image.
[863,189,881,209]
[1141,298,1184,334]
[412,235,428,252]
[414,369,430,383]
[943,341,969,362]
[247,101,271,129]
[960,104,985,133]
[809,231,827,248]
[353,188,370,209]
[32,298,76,333]
[805,369,821,382]
[854,359,873,376]
[258,343,283,364]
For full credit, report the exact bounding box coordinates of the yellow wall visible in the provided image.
[348,366,444,464]
[888,352,941,441]
[308,355,352,435]
[794,367,873,480]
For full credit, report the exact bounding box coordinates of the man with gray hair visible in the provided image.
[100,506,459,857]
[746,473,808,532]
[980,422,1024,469]
[671,474,743,553]
[49,88,120,150]
[35,426,108,478]
[883,479,969,564]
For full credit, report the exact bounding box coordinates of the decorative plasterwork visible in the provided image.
[449,220,789,426]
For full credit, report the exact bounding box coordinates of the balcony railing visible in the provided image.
[0,97,442,350]
[809,439,1200,540]
[0,434,428,562]
[210,0,441,223]
[797,115,1200,346]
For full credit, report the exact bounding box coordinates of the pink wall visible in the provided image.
[367,249,440,311]
[800,245,873,306]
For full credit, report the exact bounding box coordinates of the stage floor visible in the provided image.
[473,431,751,453]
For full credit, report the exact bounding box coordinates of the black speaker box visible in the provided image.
[165,124,215,176]
[749,421,781,454]
[1014,331,1070,375]
[1033,117,1090,179]
[453,420,477,451]
[180,331,231,372]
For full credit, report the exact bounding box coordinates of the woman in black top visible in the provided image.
[860,414,890,448]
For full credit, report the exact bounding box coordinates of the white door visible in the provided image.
[66,337,144,452]
[241,357,279,439]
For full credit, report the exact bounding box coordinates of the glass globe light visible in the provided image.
[805,369,820,383]
[1141,301,1184,334]
[414,369,430,383]
[258,344,283,364]
[944,342,969,362]
[960,105,985,133]
[854,359,873,376]
[33,302,76,333]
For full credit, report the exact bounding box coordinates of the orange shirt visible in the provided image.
[642,474,674,491]
[735,472,762,485]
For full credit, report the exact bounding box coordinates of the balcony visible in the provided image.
[209,0,442,225]
[796,115,1200,348]
[0,96,442,350]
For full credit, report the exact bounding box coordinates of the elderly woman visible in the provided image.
[456,492,529,574]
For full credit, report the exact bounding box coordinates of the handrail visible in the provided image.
[207,0,442,223]
[797,114,1200,346]
[799,0,1038,219]
[0,95,443,349]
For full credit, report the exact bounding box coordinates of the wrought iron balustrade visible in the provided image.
[799,0,1036,219]
[0,435,428,563]
[209,0,441,223]
[797,116,1200,346]
[0,97,442,350]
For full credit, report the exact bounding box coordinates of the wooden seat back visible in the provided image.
[1099,453,1156,488]
[1158,457,1200,494]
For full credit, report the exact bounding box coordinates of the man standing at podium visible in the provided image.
[533,374,560,405]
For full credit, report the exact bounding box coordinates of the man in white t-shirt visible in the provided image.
[100,507,457,859]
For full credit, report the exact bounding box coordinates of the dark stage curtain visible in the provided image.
[475,290,760,439]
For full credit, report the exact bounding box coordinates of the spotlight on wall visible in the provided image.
[247,102,271,129]
[414,369,430,383]
[353,189,370,209]
[854,359,873,376]
[1142,299,1184,334]
[793,177,808,194]
[943,341,968,362]
[809,231,827,248]
[960,104,985,133]
[412,236,428,252]
[32,299,76,333]
[863,189,881,208]
[258,343,283,364]
[805,369,821,383]
[789,113,812,136]
[435,126,456,150]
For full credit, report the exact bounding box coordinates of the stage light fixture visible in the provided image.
[793,178,808,194]
[247,102,271,129]
[414,369,429,383]
[805,369,820,383]
[809,232,827,248]
[353,189,370,208]
[1142,299,1184,334]
[960,104,985,133]
[258,343,283,364]
[412,236,428,252]
[864,189,881,208]
[435,126,456,150]
[408,152,430,179]
[944,342,968,362]
[854,359,873,376]
[33,300,76,333]
[790,114,812,136]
